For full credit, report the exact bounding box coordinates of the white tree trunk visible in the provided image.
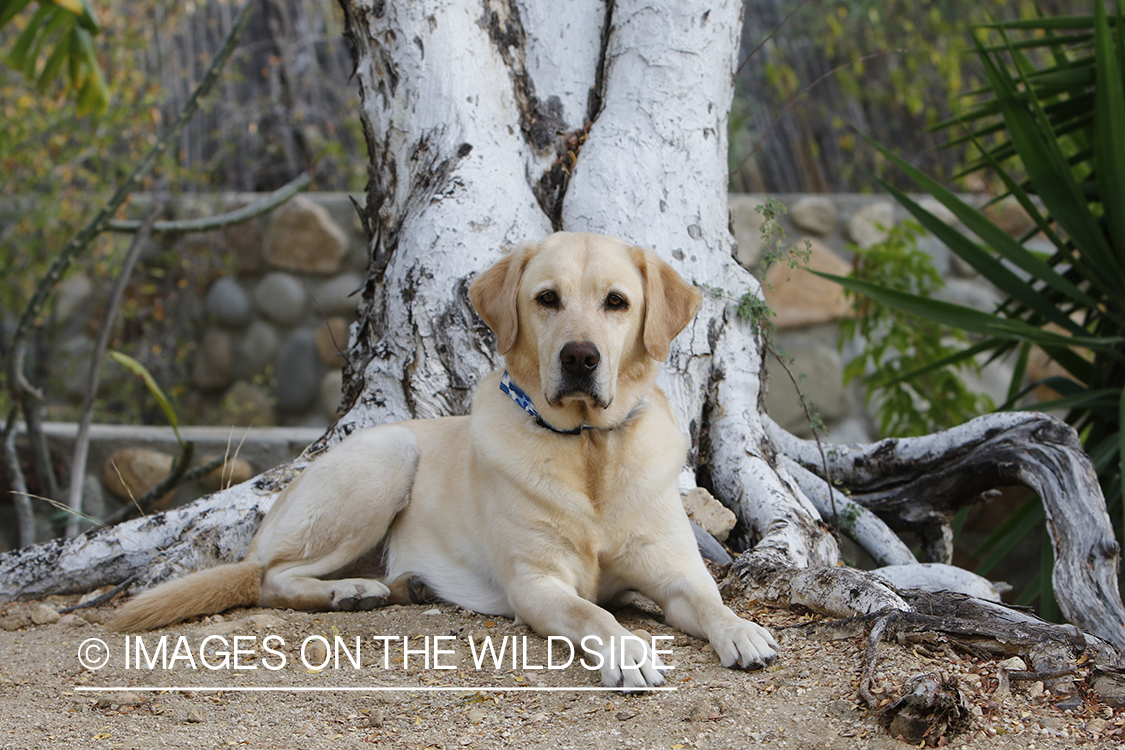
[3,0,1124,653]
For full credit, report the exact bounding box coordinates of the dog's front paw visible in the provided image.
[710,618,778,670]
[591,634,667,691]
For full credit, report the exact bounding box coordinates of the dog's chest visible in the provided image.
[539,427,668,508]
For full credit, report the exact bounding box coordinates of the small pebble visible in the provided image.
[961,673,983,691]
[0,615,29,631]
[57,614,87,628]
[81,610,105,625]
[77,589,107,606]
[303,639,329,666]
[997,656,1027,672]
[615,710,636,721]
[96,692,141,708]
[31,603,60,625]
[828,699,854,719]
[1054,695,1083,711]
[244,614,287,630]
[689,700,719,722]
[1086,718,1109,734]
[368,709,384,728]
[185,708,206,723]
[468,707,486,724]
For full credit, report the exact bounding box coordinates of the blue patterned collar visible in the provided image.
[499,371,588,434]
[499,370,645,435]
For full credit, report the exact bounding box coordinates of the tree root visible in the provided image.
[768,412,1125,650]
[787,589,1125,745]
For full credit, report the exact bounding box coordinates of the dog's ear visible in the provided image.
[469,246,532,355]
[635,248,702,361]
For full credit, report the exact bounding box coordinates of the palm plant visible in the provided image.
[824,1,1125,616]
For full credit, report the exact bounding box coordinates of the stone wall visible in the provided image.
[38,193,373,431]
[187,193,370,427]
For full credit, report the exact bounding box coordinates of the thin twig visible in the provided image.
[1007,668,1077,682]
[179,454,230,489]
[859,611,896,709]
[107,172,310,234]
[736,0,813,75]
[767,346,837,525]
[2,404,36,547]
[57,573,140,614]
[18,387,57,506]
[65,207,163,538]
[220,425,252,490]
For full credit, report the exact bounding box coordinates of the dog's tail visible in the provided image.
[110,561,263,631]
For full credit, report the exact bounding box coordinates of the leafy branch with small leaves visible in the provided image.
[837,220,994,438]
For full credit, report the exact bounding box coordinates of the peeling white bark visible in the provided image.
[871,563,1004,603]
[779,454,915,567]
[334,0,556,433]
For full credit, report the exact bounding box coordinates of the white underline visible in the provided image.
[74,685,677,693]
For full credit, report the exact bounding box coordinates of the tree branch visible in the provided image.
[2,405,35,548]
[769,412,1125,651]
[65,207,162,537]
[106,172,310,234]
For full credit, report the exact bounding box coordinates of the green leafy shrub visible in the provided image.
[839,220,994,437]
[1,0,107,114]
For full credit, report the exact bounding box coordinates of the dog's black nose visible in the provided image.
[560,341,600,376]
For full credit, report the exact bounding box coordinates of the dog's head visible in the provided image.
[469,232,701,431]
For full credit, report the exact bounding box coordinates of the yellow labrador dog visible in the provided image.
[112,232,778,688]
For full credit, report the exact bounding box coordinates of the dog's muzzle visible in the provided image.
[555,340,608,407]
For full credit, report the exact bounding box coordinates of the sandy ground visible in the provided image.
[2,585,1123,750]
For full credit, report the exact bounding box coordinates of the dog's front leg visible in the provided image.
[508,573,667,690]
[635,559,779,671]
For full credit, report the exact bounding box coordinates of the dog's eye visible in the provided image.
[605,292,628,311]
[536,290,559,308]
